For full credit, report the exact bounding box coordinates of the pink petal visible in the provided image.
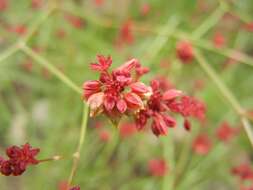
[116,99,127,113]
[162,89,182,101]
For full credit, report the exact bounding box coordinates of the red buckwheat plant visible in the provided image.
[0,143,40,176]
[83,55,206,136]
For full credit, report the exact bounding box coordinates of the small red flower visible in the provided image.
[244,22,253,32]
[65,14,85,29]
[99,130,111,142]
[90,55,112,72]
[192,134,212,155]
[31,0,43,9]
[58,181,80,190]
[117,20,134,45]
[216,121,238,142]
[176,41,194,63]
[0,143,40,176]
[0,0,8,11]
[9,24,27,36]
[70,186,80,190]
[94,0,104,6]
[140,3,151,16]
[148,159,167,177]
[168,95,206,129]
[232,164,253,181]
[135,80,179,136]
[213,32,225,48]
[119,123,136,138]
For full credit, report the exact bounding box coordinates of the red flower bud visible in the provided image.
[130,82,151,95]
[176,41,194,63]
[87,92,104,117]
[124,92,143,110]
[163,89,182,101]
[116,99,127,113]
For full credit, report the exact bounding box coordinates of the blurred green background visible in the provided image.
[0,0,253,189]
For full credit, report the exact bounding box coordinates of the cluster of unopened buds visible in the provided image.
[83,55,206,136]
[0,143,40,176]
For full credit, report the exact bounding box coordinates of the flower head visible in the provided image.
[192,134,212,155]
[216,121,238,142]
[0,143,40,176]
[135,80,181,136]
[176,41,194,63]
[148,159,167,177]
[83,55,150,125]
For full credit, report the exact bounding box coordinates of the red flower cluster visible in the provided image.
[83,55,150,124]
[168,95,206,130]
[70,186,80,190]
[176,41,194,63]
[232,164,253,190]
[83,55,206,136]
[148,159,167,177]
[134,80,182,136]
[216,121,238,142]
[192,134,212,155]
[0,143,40,176]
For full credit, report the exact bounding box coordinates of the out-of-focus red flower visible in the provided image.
[70,186,80,190]
[148,159,167,177]
[176,41,194,63]
[244,22,253,32]
[140,3,151,16]
[56,28,67,39]
[213,32,225,48]
[216,121,238,142]
[192,134,212,155]
[65,14,85,29]
[117,20,134,45]
[31,0,43,9]
[94,0,104,6]
[21,60,33,72]
[99,130,111,142]
[9,24,27,36]
[58,181,80,190]
[0,0,8,11]
[0,143,40,176]
[232,164,253,181]
[193,79,205,91]
[119,123,136,138]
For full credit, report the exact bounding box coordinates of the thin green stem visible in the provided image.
[0,44,19,64]
[68,104,89,186]
[0,7,54,64]
[21,7,55,42]
[162,135,175,190]
[194,49,253,147]
[192,3,226,38]
[142,16,179,65]
[20,44,82,95]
